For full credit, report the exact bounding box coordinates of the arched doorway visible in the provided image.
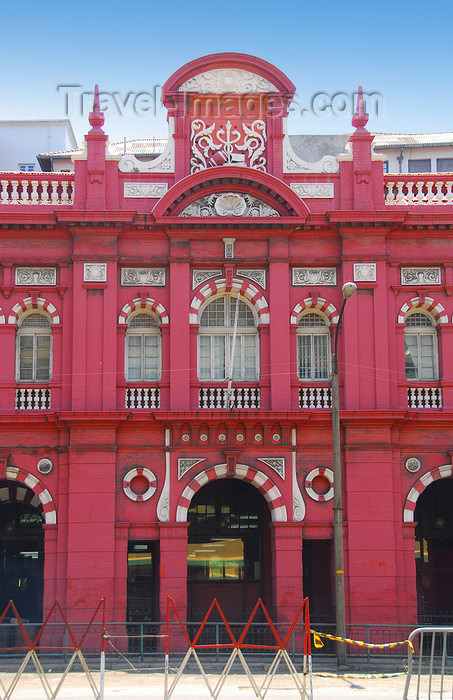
[0,481,45,622]
[415,478,453,623]
[187,479,270,621]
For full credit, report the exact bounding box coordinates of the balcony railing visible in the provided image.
[384,175,453,205]
[15,387,51,409]
[299,386,331,409]
[125,386,160,409]
[407,386,442,409]
[199,386,261,409]
[0,174,74,205]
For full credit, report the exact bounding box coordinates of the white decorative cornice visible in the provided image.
[178,69,278,94]
[353,263,376,282]
[290,183,334,199]
[237,269,266,289]
[401,267,441,285]
[121,268,166,286]
[124,182,168,199]
[292,267,336,286]
[15,267,56,286]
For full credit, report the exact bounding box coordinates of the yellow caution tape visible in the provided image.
[311,630,415,654]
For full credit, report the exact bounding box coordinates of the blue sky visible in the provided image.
[2,0,452,146]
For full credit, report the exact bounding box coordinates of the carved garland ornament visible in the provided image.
[121,268,166,286]
[178,69,278,94]
[401,268,441,285]
[190,119,267,173]
[15,268,56,286]
[180,192,279,218]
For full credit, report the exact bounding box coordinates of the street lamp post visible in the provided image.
[332,281,357,667]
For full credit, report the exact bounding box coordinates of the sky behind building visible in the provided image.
[2,0,452,146]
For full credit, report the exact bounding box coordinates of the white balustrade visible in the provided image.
[15,388,51,410]
[385,178,453,205]
[407,387,442,409]
[125,387,160,409]
[0,177,74,204]
[199,386,261,409]
[299,387,331,409]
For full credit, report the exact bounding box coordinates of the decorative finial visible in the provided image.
[88,84,105,132]
[352,86,369,130]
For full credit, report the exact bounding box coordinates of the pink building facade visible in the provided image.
[1,53,452,628]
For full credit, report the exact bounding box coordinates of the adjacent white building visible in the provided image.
[0,120,77,172]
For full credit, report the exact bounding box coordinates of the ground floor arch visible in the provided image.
[187,478,271,621]
[0,480,45,621]
[414,476,453,622]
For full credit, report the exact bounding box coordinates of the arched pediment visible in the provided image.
[162,52,296,98]
[152,166,310,221]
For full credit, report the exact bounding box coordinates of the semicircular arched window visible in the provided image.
[297,312,330,381]
[198,295,259,382]
[125,312,161,382]
[16,312,52,382]
[404,311,437,381]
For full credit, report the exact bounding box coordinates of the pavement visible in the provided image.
[0,661,448,699]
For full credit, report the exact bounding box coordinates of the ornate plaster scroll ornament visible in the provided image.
[237,269,266,289]
[257,457,285,479]
[190,119,267,173]
[192,270,222,288]
[178,458,206,480]
[290,183,334,199]
[123,183,168,198]
[84,263,107,282]
[178,69,278,94]
[292,267,336,286]
[119,119,175,173]
[121,268,166,286]
[180,192,279,217]
[401,268,441,285]
[353,263,376,282]
[15,268,56,286]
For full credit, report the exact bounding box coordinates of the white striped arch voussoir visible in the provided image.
[176,464,287,522]
[8,297,60,324]
[2,467,57,524]
[290,297,339,326]
[189,278,270,325]
[403,464,452,522]
[118,297,169,324]
[398,297,448,325]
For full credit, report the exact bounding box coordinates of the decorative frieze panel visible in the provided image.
[178,458,206,480]
[401,267,441,285]
[292,268,336,286]
[180,192,279,217]
[123,182,168,199]
[353,263,376,282]
[84,263,107,282]
[237,269,266,289]
[190,119,267,173]
[290,183,334,199]
[121,268,166,286]
[179,69,278,94]
[15,267,56,286]
[192,270,222,289]
[257,457,285,479]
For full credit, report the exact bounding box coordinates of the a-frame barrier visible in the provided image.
[164,597,313,700]
[0,598,105,699]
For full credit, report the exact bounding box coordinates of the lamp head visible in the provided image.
[342,282,357,299]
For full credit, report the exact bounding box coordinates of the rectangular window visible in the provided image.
[19,335,50,381]
[18,163,35,172]
[408,159,431,173]
[383,160,389,174]
[436,158,453,172]
[297,334,329,380]
[199,334,257,381]
[126,335,160,381]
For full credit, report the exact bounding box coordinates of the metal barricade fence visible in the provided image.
[403,627,453,699]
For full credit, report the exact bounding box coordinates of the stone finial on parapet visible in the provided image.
[351,86,369,132]
[88,84,105,134]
